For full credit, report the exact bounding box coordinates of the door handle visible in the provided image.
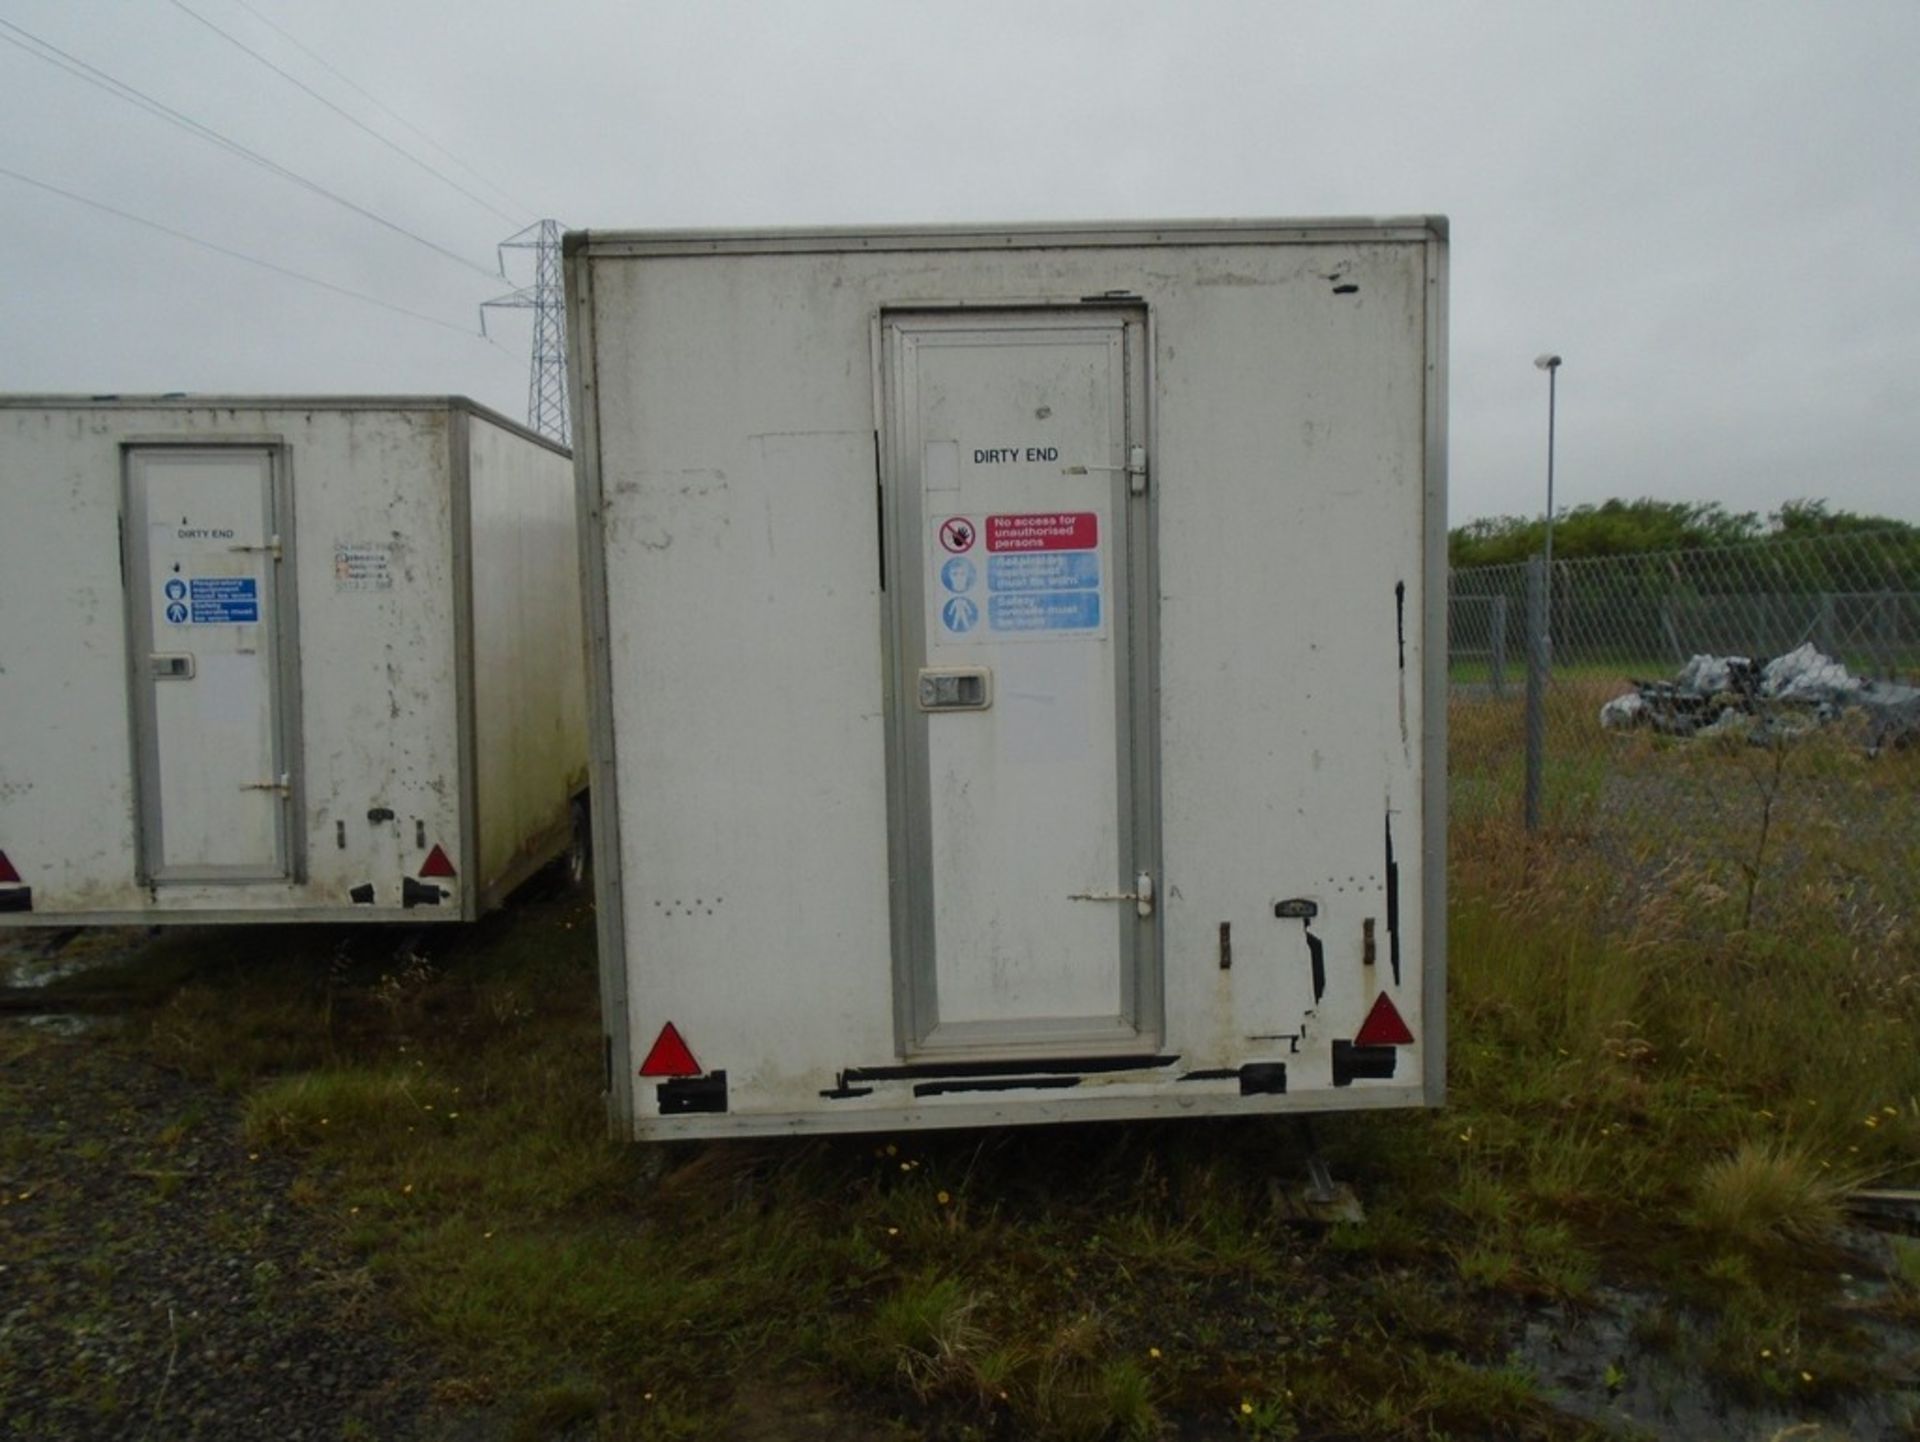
[1069,870,1154,919]
[1060,445,1149,493]
[229,533,284,560]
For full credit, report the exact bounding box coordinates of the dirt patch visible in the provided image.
[0,1020,487,1440]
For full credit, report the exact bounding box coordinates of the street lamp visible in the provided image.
[1523,352,1563,834]
[1534,353,1562,650]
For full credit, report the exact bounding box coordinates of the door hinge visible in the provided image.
[230,533,283,561]
[1069,869,1154,919]
[242,773,292,797]
[1061,445,1149,494]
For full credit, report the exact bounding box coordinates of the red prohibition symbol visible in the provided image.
[939,517,977,554]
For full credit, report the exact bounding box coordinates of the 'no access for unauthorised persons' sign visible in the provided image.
[986,512,1098,552]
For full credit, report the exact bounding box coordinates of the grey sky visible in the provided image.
[2,0,1915,525]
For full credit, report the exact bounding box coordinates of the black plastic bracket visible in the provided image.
[401,876,443,909]
[1239,1062,1288,1096]
[0,887,32,913]
[658,1070,728,1115]
[1331,1041,1397,1087]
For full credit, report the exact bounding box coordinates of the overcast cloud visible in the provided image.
[2,0,1915,524]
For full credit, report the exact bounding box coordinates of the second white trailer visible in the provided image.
[567,220,1447,1139]
[0,396,587,925]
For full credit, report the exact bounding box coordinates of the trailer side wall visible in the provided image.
[464,407,589,909]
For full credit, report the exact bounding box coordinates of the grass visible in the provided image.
[1690,1141,1853,1251]
[71,692,1920,1439]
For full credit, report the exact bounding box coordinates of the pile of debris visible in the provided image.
[1600,643,1920,753]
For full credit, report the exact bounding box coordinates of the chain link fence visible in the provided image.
[1449,530,1920,943]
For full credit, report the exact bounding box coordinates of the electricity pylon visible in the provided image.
[482,219,569,446]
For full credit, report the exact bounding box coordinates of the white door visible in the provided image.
[126,448,292,882]
[884,311,1157,1056]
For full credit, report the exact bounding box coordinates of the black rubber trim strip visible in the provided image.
[844,1053,1177,1083]
[1395,579,1406,670]
[1177,1068,1238,1082]
[1385,814,1402,986]
[913,1076,1080,1098]
[819,1085,874,1100]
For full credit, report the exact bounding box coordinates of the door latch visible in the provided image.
[1069,870,1154,919]
[229,533,283,560]
[241,773,292,797]
[1061,446,1149,494]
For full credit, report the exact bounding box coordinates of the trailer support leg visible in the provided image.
[1271,1117,1366,1225]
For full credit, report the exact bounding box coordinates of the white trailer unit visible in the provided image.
[0,396,587,925]
[567,220,1447,1139]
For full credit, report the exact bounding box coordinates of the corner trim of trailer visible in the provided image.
[1421,228,1451,1106]
[563,245,638,1138]
[565,216,1447,260]
[449,409,483,922]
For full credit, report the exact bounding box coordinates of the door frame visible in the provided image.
[121,441,304,885]
[875,305,1161,1060]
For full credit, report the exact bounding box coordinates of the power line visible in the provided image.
[165,0,523,227]
[226,0,535,220]
[0,162,486,338]
[0,17,501,281]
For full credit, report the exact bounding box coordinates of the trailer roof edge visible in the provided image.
[566,216,1448,259]
[0,395,567,458]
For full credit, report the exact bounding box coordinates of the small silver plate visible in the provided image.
[917,667,991,711]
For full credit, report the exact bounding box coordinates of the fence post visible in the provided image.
[1880,591,1897,680]
[1490,595,1508,696]
[1525,555,1547,833]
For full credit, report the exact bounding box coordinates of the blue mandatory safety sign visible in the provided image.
[990,591,1101,632]
[940,556,978,594]
[988,552,1102,593]
[187,576,260,624]
[941,596,980,634]
[164,601,189,625]
[163,577,188,602]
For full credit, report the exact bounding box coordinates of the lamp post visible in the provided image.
[1533,353,1562,650]
[1524,353,1561,833]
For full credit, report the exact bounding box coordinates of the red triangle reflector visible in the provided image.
[0,851,18,885]
[1354,992,1415,1046]
[639,1023,700,1078]
[419,845,456,879]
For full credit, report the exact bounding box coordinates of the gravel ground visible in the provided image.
[0,1016,484,1441]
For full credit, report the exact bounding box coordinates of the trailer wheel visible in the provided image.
[568,797,592,890]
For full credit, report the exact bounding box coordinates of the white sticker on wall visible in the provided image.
[333,543,394,592]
